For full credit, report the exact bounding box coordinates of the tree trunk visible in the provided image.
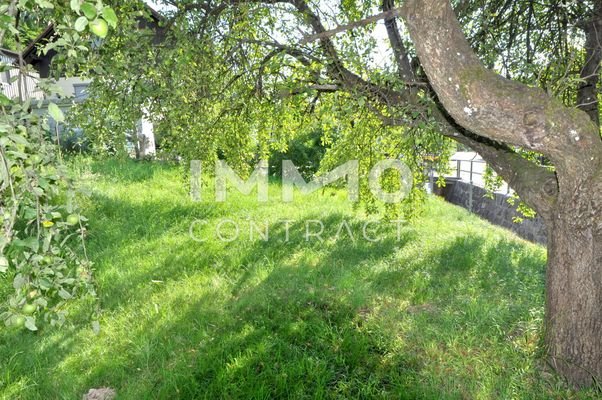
[400,0,602,387]
[279,0,602,386]
[545,172,602,386]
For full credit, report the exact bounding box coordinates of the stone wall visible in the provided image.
[436,179,547,244]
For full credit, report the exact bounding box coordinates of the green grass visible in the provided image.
[0,158,598,399]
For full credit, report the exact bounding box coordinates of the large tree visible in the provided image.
[402,0,602,386]
[81,0,602,386]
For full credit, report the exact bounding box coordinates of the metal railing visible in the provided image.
[440,156,512,213]
[448,158,511,193]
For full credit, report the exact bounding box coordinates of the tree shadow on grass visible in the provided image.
[75,216,550,399]
[1,182,556,399]
[362,235,548,397]
[228,215,416,298]
[371,235,546,306]
[72,215,429,399]
[86,191,414,313]
[20,192,417,397]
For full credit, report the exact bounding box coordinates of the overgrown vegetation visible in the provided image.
[0,0,118,330]
[2,0,602,391]
[1,159,599,399]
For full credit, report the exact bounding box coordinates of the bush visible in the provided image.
[269,130,327,180]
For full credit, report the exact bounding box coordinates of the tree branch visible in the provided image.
[376,0,558,216]
[432,102,558,220]
[400,0,602,187]
[191,0,563,218]
[293,0,561,218]
[381,0,416,83]
[286,84,340,95]
[288,0,415,109]
[299,6,405,45]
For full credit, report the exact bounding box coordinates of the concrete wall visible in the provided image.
[0,67,88,102]
[53,77,91,99]
[437,179,547,244]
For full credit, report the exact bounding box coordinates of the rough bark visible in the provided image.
[546,170,602,385]
[401,0,602,387]
[379,0,558,220]
[299,0,559,222]
[434,111,559,220]
[550,10,602,382]
[400,0,602,185]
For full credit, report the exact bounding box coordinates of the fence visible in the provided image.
[449,157,511,188]
[434,154,512,214]
[434,154,547,243]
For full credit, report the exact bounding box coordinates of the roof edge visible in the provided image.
[21,4,164,60]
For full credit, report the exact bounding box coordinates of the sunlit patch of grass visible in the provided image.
[1,158,599,399]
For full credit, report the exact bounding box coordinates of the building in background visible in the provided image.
[0,48,44,101]
[0,7,163,158]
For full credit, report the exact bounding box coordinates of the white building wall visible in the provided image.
[137,109,156,158]
[0,64,44,101]
[52,77,92,99]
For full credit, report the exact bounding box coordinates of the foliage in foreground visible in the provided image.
[0,159,599,399]
[0,110,93,331]
[0,0,118,330]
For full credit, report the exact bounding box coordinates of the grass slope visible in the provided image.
[0,159,598,399]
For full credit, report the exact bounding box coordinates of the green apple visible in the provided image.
[11,315,26,328]
[22,304,36,315]
[89,18,109,38]
[66,214,80,226]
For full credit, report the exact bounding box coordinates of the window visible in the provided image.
[0,69,10,84]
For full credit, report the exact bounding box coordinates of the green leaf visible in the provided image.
[7,150,28,159]
[102,7,118,28]
[13,237,39,251]
[34,297,48,308]
[0,93,10,106]
[70,0,80,13]
[24,316,38,331]
[38,278,52,290]
[35,0,54,9]
[48,103,65,123]
[8,134,29,146]
[13,274,27,289]
[0,256,8,273]
[74,16,88,32]
[81,3,96,19]
[23,207,37,220]
[58,288,72,300]
[42,233,51,253]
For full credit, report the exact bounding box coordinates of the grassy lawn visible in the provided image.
[0,158,597,399]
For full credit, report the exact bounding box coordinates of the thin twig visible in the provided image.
[300,7,405,44]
